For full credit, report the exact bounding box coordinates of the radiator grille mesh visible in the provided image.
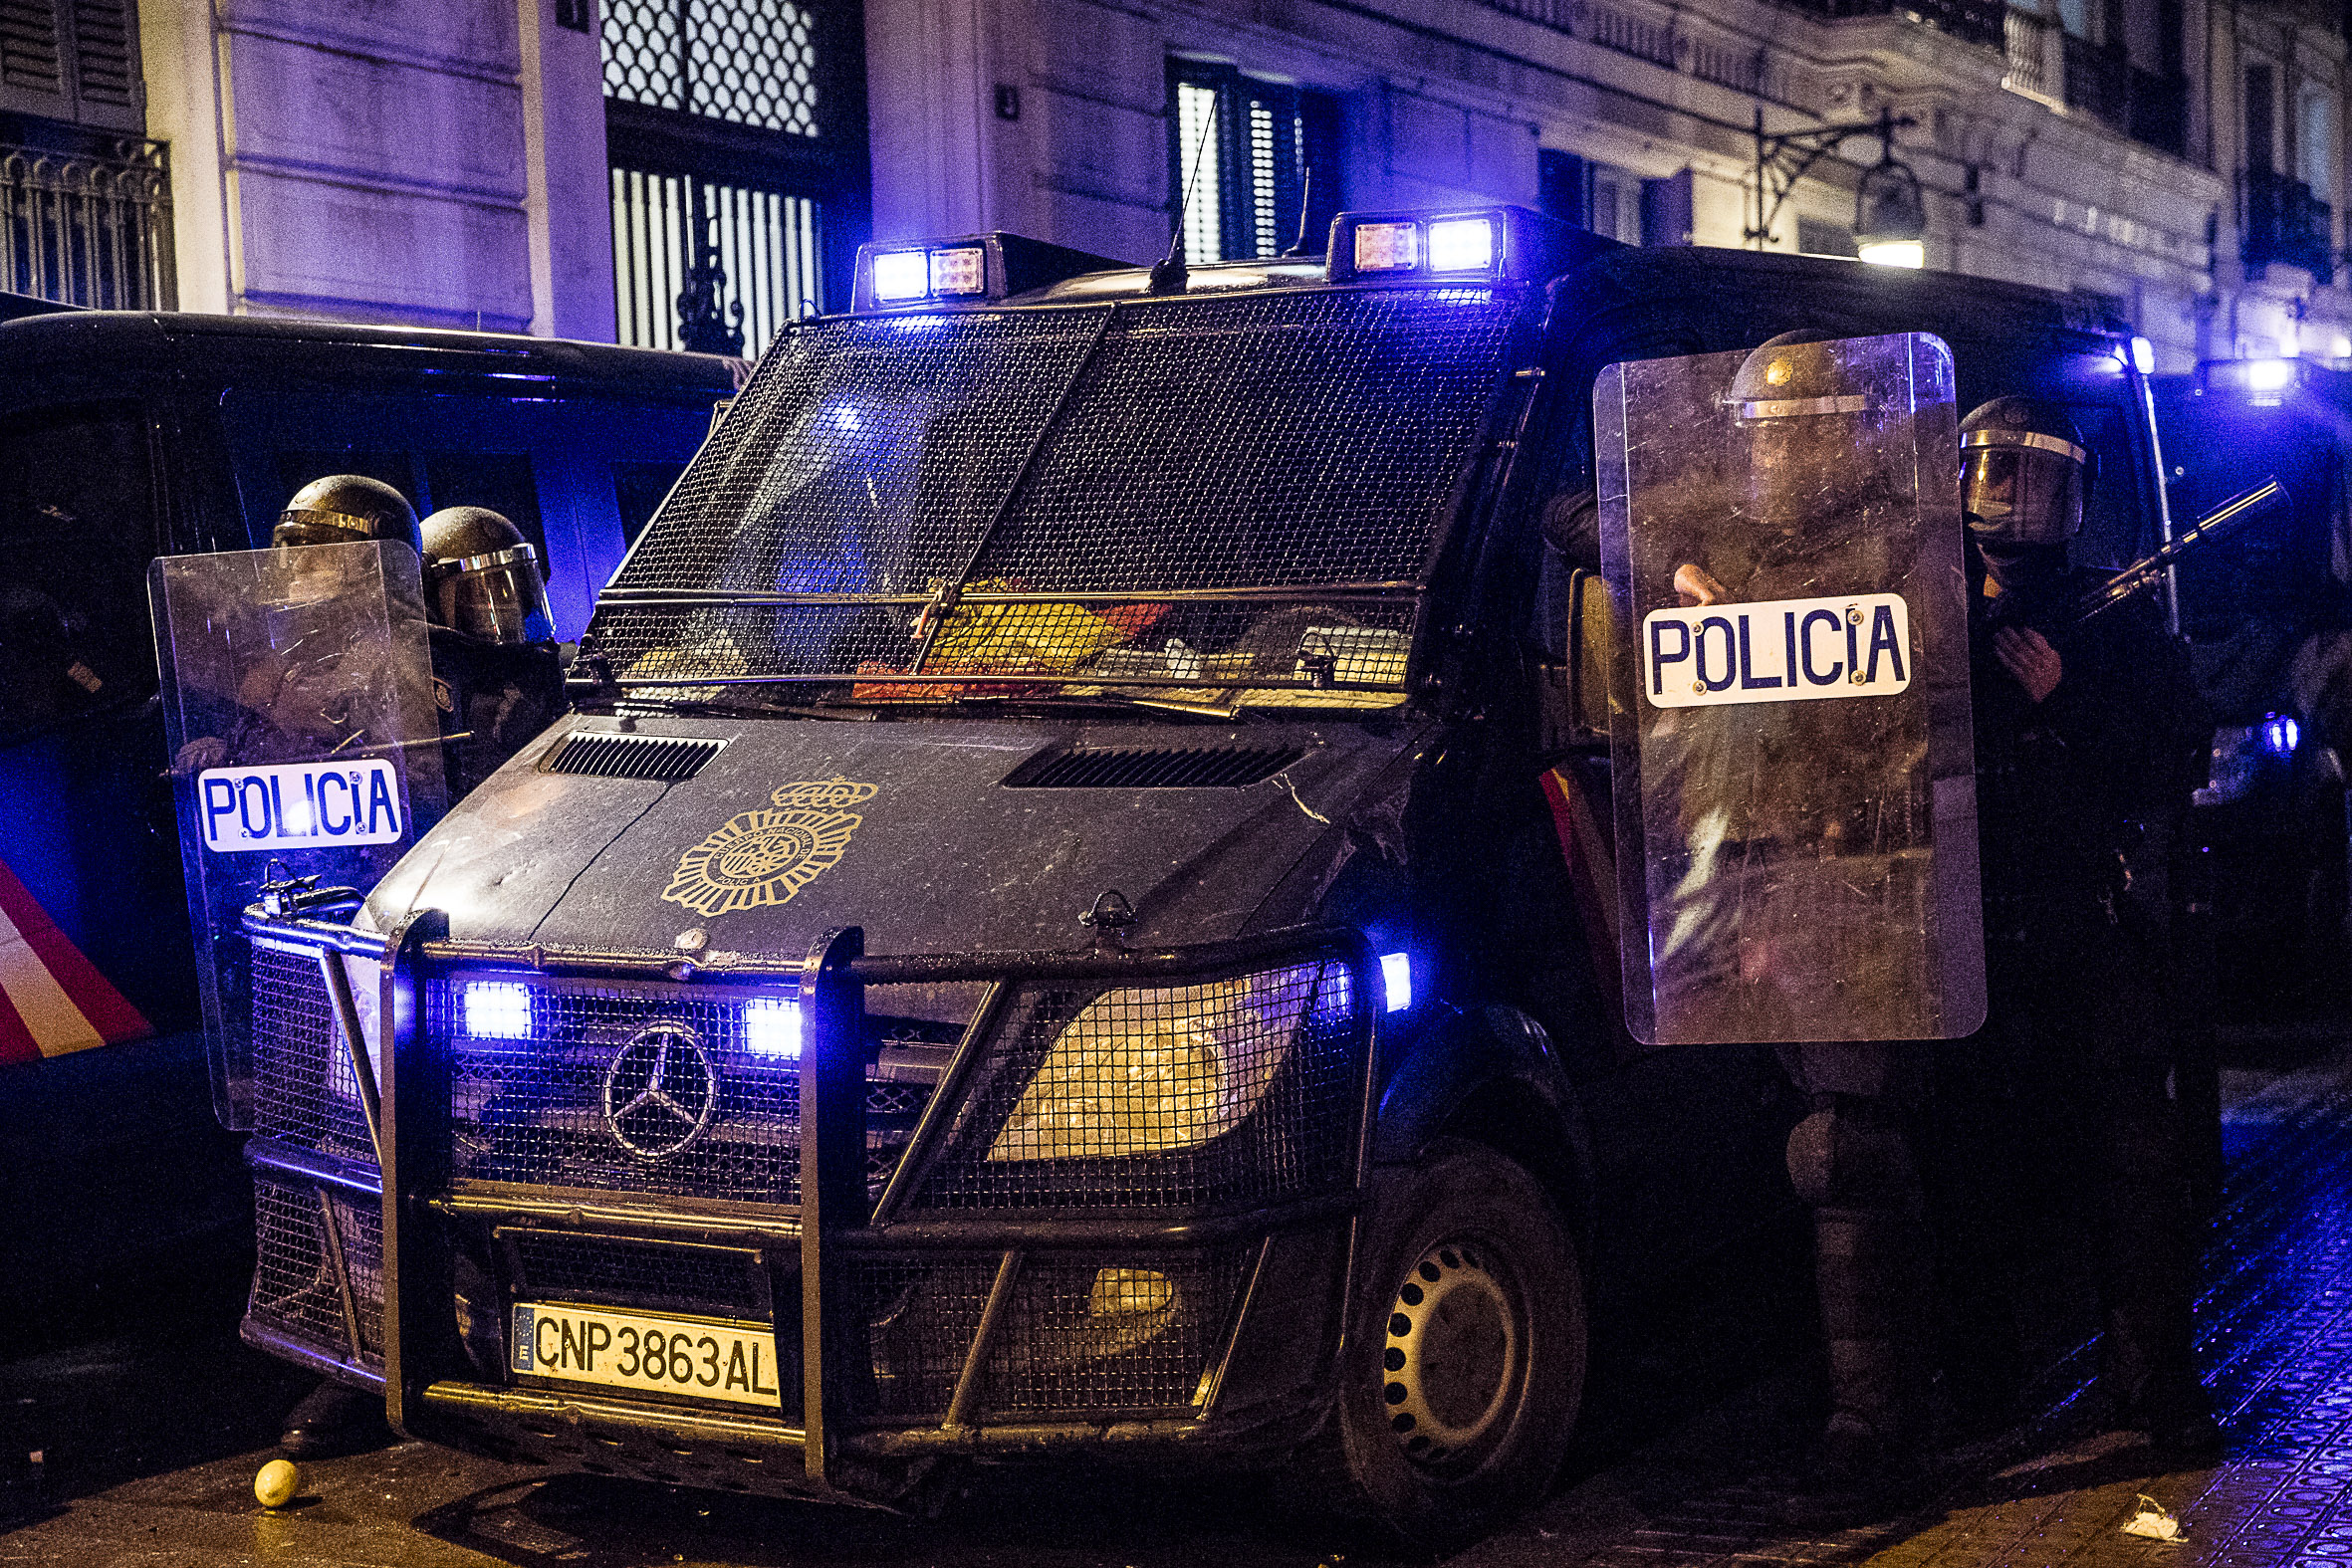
[509,1231,767,1320]
[589,289,1521,694]
[440,977,945,1204]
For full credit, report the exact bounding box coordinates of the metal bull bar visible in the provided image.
[241,907,1378,1494]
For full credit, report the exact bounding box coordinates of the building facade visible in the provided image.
[0,0,2340,371]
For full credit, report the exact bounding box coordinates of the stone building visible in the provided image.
[0,0,2339,370]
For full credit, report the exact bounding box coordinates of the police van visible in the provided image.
[0,300,733,1328]
[223,213,2176,1540]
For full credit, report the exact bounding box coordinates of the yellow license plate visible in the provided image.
[511,1302,784,1407]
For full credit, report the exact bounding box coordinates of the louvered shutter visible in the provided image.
[0,0,142,131]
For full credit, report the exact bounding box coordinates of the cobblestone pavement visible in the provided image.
[1463,1049,2352,1568]
[10,1049,2352,1567]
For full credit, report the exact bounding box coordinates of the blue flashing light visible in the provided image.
[1380,952,1413,1012]
[744,997,803,1058]
[870,250,930,303]
[1427,217,1497,273]
[2262,712,2301,758]
[462,980,534,1040]
[2131,336,2157,374]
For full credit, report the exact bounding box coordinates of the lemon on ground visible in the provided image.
[254,1457,300,1509]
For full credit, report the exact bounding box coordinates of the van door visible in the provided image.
[0,401,182,1048]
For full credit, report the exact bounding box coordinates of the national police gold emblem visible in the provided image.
[660,778,879,918]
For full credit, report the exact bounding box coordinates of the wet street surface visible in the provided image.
[11,1037,2352,1567]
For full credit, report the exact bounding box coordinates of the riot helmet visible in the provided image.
[1960,396,2085,549]
[275,474,421,551]
[420,506,555,645]
[1726,332,1879,573]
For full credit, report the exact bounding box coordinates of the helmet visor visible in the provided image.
[432,545,555,644]
[1963,437,2083,546]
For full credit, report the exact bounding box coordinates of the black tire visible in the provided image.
[1319,1137,1586,1546]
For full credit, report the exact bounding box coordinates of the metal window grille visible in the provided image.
[602,0,820,135]
[0,134,172,308]
[1167,62,1339,264]
[609,164,821,354]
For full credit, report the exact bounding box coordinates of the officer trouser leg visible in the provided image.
[1782,1048,1931,1456]
[2043,914,2209,1431]
[2085,1052,2205,1422]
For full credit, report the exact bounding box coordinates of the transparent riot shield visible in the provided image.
[1595,333,1983,1045]
[149,542,448,1127]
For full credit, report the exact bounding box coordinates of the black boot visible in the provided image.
[279,1381,391,1459]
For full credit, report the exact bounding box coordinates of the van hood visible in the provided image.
[363,711,1425,960]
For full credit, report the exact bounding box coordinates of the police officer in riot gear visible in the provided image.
[1958,395,2217,1450]
[1662,335,1941,1510]
[247,475,425,1460]
[418,506,566,795]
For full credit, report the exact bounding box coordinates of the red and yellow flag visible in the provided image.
[0,857,150,1063]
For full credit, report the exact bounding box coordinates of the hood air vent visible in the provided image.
[542,732,724,783]
[1003,744,1303,789]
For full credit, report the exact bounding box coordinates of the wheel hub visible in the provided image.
[1379,1241,1519,1466]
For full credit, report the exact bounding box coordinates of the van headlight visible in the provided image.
[986,963,1339,1162]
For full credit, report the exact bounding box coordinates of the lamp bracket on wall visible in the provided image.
[1746,105,1917,250]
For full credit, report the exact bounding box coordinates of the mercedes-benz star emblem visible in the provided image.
[602,1023,717,1159]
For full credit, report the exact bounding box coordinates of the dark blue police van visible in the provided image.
[0,297,734,1328]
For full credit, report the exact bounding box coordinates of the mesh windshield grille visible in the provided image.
[440,977,945,1205]
[590,289,1522,692]
[914,960,1358,1211]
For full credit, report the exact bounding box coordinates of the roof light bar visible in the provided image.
[852,232,1127,312]
[1324,205,1588,287]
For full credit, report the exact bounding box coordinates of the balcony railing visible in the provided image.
[1794,0,2004,51]
[2003,9,2055,98]
[2245,166,2334,285]
[0,136,174,310]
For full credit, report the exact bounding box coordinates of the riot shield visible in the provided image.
[1595,333,1983,1045]
[149,542,448,1127]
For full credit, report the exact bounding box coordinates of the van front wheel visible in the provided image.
[1323,1138,1586,1546]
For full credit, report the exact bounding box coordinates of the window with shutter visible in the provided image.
[0,0,142,132]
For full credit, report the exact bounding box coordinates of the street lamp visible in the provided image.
[1749,104,1925,267]
[1854,119,1927,268]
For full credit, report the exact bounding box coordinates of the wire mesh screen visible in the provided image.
[602,0,820,134]
[591,289,1524,694]
[981,1248,1249,1415]
[914,959,1360,1212]
[251,944,372,1160]
[610,165,823,353]
[250,1180,383,1371]
[438,975,943,1204]
[509,1232,768,1321]
[850,1248,1250,1419]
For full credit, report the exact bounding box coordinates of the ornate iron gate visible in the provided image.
[601,0,867,354]
[609,164,821,355]
[0,134,173,309]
